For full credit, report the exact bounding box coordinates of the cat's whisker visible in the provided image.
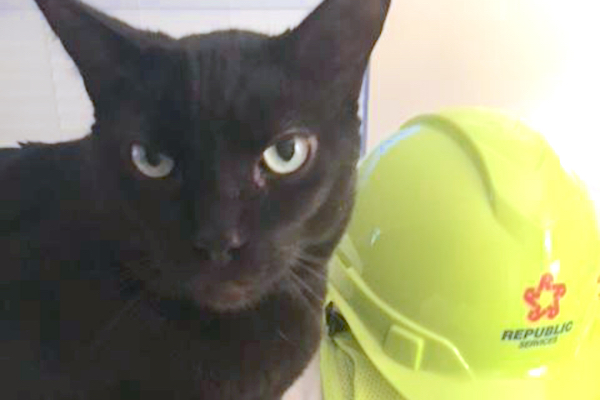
[88,296,142,355]
[286,279,321,321]
[294,262,328,283]
[289,270,322,304]
[296,251,329,264]
[118,204,169,263]
[277,329,294,345]
[286,275,312,304]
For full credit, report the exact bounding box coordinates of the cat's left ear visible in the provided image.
[276,0,391,99]
[34,0,173,109]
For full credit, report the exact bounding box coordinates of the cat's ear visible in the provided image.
[34,0,173,108]
[277,0,391,98]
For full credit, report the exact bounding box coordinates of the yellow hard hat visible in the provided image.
[321,108,600,400]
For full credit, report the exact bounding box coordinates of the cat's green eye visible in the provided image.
[262,136,315,175]
[131,144,175,179]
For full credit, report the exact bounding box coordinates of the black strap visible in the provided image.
[325,302,350,337]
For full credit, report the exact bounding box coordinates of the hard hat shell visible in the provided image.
[321,108,600,399]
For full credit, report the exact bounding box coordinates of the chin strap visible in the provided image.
[325,302,350,337]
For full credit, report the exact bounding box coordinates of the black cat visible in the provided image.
[0,0,390,398]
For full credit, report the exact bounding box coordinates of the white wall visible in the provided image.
[368,0,600,202]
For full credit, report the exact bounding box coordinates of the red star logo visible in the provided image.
[523,273,566,322]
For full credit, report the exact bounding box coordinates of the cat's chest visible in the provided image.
[20,287,319,400]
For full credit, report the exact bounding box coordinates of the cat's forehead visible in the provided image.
[180,29,280,96]
[173,31,296,142]
[180,30,270,58]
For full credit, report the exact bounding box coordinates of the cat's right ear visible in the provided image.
[276,0,391,99]
[34,0,173,109]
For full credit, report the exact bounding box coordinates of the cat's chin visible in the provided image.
[188,279,263,313]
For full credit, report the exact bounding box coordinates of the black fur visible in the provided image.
[0,0,390,398]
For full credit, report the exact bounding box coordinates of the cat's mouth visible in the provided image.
[187,276,259,312]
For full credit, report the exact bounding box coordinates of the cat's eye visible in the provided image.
[262,136,315,175]
[131,143,175,179]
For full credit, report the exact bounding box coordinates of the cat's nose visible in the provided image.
[192,230,247,264]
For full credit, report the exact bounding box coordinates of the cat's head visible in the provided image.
[35,0,391,312]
